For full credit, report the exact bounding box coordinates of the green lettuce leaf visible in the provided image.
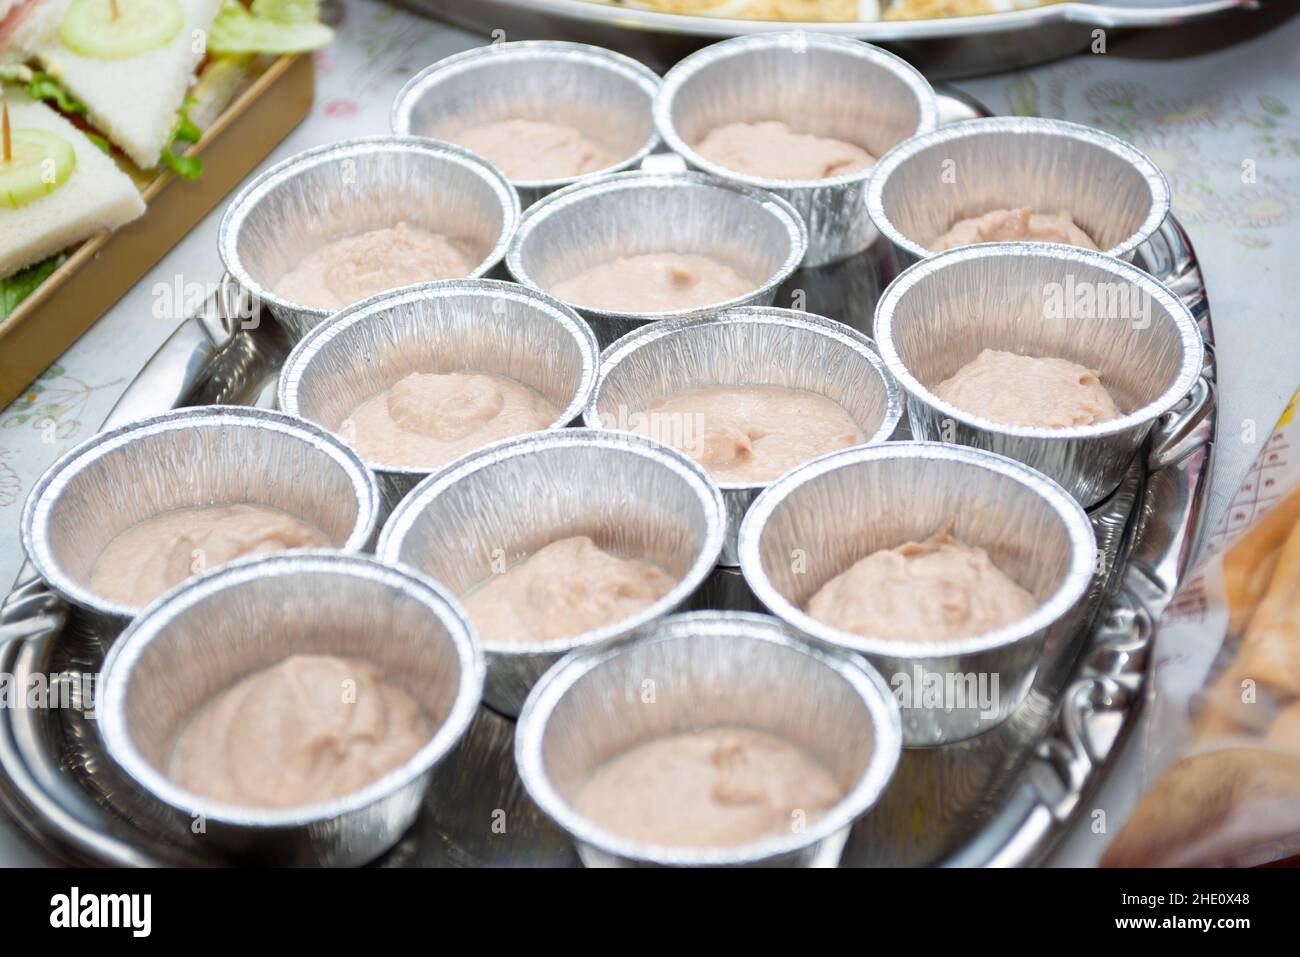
[161,148,203,179]
[28,73,88,116]
[1,256,66,322]
[1,68,90,117]
[161,99,204,180]
[208,0,334,54]
[252,0,321,21]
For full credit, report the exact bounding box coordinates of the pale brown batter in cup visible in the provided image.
[450,118,618,180]
[462,536,677,645]
[630,384,866,484]
[275,222,477,310]
[549,252,755,313]
[806,529,1037,642]
[930,207,1099,251]
[574,725,843,848]
[695,120,875,181]
[90,504,329,608]
[934,348,1120,428]
[340,371,558,470]
[168,654,429,809]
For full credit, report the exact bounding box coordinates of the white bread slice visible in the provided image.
[36,0,222,169]
[1,0,71,63]
[0,92,145,278]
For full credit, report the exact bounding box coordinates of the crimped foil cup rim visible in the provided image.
[873,241,1205,440]
[864,116,1173,262]
[276,278,601,477]
[390,40,663,192]
[514,609,903,866]
[217,135,522,321]
[653,31,939,191]
[737,441,1097,659]
[504,169,809,321]
[580,305,903,492]
[96,551,485,829]
[375,428,728,656]
[19,406,382,621]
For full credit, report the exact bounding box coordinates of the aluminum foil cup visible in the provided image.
[391,41,661,209]
[866,116,1171,267]
[655,33,938,267]
[277,279,599,507]
[582,306,901,565]
[874,242,1205,506]
[376,429,727,716]
[20,407,381,628]
[739,442,1095,745]
[96,551,484,866]
[219,136,521,341]
[515,610,902,867]
[505,170,808,346]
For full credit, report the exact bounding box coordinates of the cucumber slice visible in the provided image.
[0,130,77,209]
[60,0,185,60]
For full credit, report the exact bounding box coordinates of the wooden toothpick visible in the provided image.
[2,104,12,164]
[109,0,121,20]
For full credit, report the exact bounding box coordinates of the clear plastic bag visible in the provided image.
[1104,392,1300,866]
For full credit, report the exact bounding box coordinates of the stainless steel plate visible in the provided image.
[397,0,1259,78]
[0,92,1217,867]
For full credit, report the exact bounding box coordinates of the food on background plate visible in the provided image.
[89,502,329,607]
[694,120,875,181]
[275,223,479,311]
[630,384,866,484]
[579,0,1067,23]
[462,535,677,645]
[169,653,429,809]
[806,527,1038,642]
[934,349,1120,428]
[449,118,619,181]
[574,725,843,847]
[0,0,334,319]
[550,251,755,313]
[340,370,558,470]
[930,207,1099,251]
[582,0,873,20]
[882,0,1063,19]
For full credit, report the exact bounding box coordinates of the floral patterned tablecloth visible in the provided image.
[1,0,1298,866]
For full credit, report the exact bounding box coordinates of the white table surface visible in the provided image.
[2,0,1299,867]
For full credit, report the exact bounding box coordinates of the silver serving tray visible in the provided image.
[399,0,1259,78]
[0,91,1215,866]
